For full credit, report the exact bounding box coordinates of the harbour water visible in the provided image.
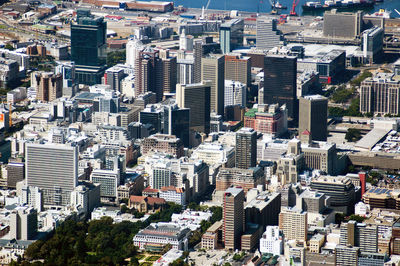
[168,0,400,16]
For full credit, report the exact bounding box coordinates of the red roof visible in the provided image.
[160,186,184,193]
[143,186,159,193]
[301,129,311,135]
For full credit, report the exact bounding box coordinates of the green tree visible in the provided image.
[345,128,362,142]
[4,44,14,50]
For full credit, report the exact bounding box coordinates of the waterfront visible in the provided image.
[169,0,399,16]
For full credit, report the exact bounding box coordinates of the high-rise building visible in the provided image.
[335,245,359,266]
[235,128,257,169]
[71,9,107,84]
[141,134,184,158]
[256,17,282,51]
[176,50,195,85]
[126,37,144,68]
[244,104,288,137]
[339,221,378,253]
[216,167,265,193]
[299,95,328,141]
[160,49,177,94]
[225,55,251,88]
[264,55,297,121]
[135,48,164,101]
[104,66,126,92]
[163,104,190,147]
[201,55,225,115]
[224,80,246,108]
[55,61,77,97]
[176,82,211,133]
[26,143,78,207]
[90,169,120,202]
[179,29,194,51]
[279,207,307,242]
[223,186,245,251]
[6,162,24,189]
[9,206,37,240]
[193,40,203,83]
[323,10,363,39]
[362,26,384,64]
[219,19,244,54]
[360,73,400,115]
[32,72,62,102]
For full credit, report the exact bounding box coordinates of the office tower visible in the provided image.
[135,48,164,101]
[362,26,384,64]
[219,19,244,54]
[201,55,225,115]
[17,181,43,212]
[223,186,245,251]
[126,37,144,68]
[163,104,190,147]
[360,73,400,115]
[32,72,62,102]
[259,226,284,255]
[335,245,359,266]
[90,169,120,202]
[140,105,163,132]
[9,206,37,240]
[225,55,251,88]
[193,40,203,83]
[224,80,246,108]
[26,143,78,207]
[105,66,125,92]
[340,221,378,253]
[159,49,177,94]
[98,95,119,113]
[323,10,363,39]
[0,107,9,131]
[299,95,328,141]
[310,175,356,215]
[256,17,281,51]
[264,55,297,121]
[245,191,281,227]
[176,82,211,134]
[71,9,107,85]
[55,61,77,97]
[235,128,257,169]
[179,29,193,51]
[151,162,172,189]
[276,139,304,185]
[6,162,24,189]
[177,50,194,85]
[279,207,307,242]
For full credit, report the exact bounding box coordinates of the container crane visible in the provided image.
[290,0,300,16]
[201,0,211,19]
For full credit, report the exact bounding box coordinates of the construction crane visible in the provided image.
[290,0,300,16]
[201,0,211,19]
[395,9,400,17]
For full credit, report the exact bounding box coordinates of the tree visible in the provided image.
[162,243,172,254]
[345,128,362,142]
[4,44,14,51]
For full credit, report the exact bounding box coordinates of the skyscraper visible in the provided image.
[176,82,211,134]
[235,128,257,169]
[160,49,177,94]
[225,54,251,88]
[163,104,190,147]
[135,48,164,101]
[55,61,77,97]
[339,221,378,253]
[71,9,107,85]
[256,17,282,51]
[223,186,245,251]
[32,72,62,102]
[126,37,144,68]
[201,55,225,115]
[26,143,78,207]
[193,40,203,83]
[278,207,307,242]
[299,95,328,141]
[264,55,298,121]
[219,19,244,54]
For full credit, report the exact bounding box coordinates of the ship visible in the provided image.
[272,1,287,9]
[302,0,375,11]
[365,9,391,19]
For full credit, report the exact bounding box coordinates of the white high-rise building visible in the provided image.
[90,169,120,201]
[224,80,246,107]
[179,29,193,51]
[26,143,78,207]
[126,37,144,68]
[259,226,284,255]
[256,18,282,51]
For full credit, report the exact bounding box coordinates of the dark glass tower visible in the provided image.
[71,9,107,85]
[264,55,298,122]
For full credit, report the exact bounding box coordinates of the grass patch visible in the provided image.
[140,262,153,266]
[135,254,145,261]
[86,251,96,256]
[145,255,161,261]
